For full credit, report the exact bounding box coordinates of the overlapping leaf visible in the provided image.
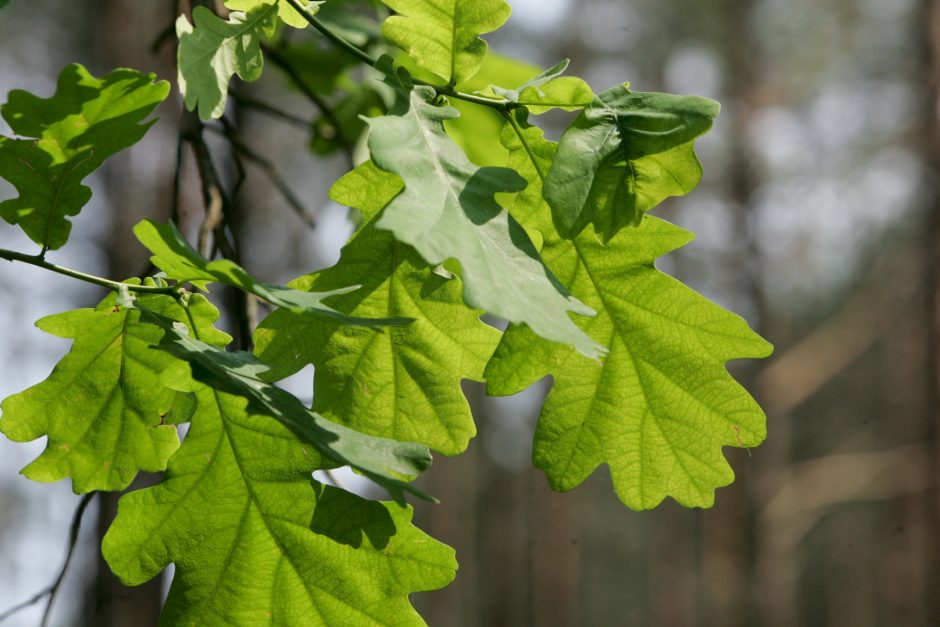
[0,286,229,493]
[134,219,407,326]
[379,0,511,84]
[176,4,278,120]
[225,0,321,29]
[254,161,501,455]
[479,59,593,114]
[144,308,434,502]
[366,63,604,359]
[102,372,456,625]
[0,65,168,250]
[485,113,772,510]
[544,84,719,243]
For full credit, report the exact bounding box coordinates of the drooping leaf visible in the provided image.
[479,59,593,114]
[486,113,772,510]
[225,0,322,29]
[366,62,604,359]
[254,161,501,455]
[0,285,229,493]
[544,84,720,243]
[0,65,168,250]
[141,306,435,502]
[379,0,512,84]
[102,374,455,625]
[134,219,408,327]
[176,4,278,120]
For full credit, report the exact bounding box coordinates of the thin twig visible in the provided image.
[0,493,97,626]
[229,90,311,130]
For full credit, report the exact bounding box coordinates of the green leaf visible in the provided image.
[254,161,501,455]
[102,375,455,625]
[0,285,229,493]
[0,1,11,11]
[379,0,512,84]
[311,87,385,155]
[544,84,720,243]
[480,59,593,114]
[176,4,278,120]
[142,307,435,502]
[0,65,168,250]
[486,114,772,510]
[366,63,604,359]
[225,0,322,29]
[134,219,407,327]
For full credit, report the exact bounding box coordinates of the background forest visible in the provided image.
[0,0,937,625]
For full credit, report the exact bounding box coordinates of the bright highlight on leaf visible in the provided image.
[544,84,720,243]
[0,64,168,250]
[225,0,322,29]
[486,116,771,510]
[254,161,502,456]
[366,63,605,359]
[102,375,455,625]
[134,219,408,327]
[176,4,278,120]
[379,0,512,84]
[0,286,229,493]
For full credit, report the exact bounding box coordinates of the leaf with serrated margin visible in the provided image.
[225,0,322,29]
[0,283,229,493]
[479,59,593,114]
[102,374,455,625]
[544,84,719,243]
[176,4,277,120]
[0,65,168,250]
[134,219,408,327]
[485,112,772,510]
[366,62,604,359]
[254,161,501,456]
[379,0,511,84]
[141,307,435,503]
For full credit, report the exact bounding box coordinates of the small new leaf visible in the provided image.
[366,63,604,359]
[254,161,501,456]
[544,84,719,243]
[0,286,229,493]
[0,65,168,250]
[481,59,593,114]
[225,0,322,29]
[379,0,511,84]
[102,377,455,625]
[134,219,408,327]
[176,4,278,120]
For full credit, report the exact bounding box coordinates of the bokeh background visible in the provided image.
[0,0,937,625]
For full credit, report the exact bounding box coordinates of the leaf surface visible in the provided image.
[102,375,455,625]
[134,219,407,327]
[366,64,603,359]
[480,59,593,114]
[544,84,719,243]
[0,65,168,250]
[254,161,501,455]
[0,286,228,492]
[379,0,511,84]
[486,113,772,509]
[176,5,278,120]
[225,0,321,28]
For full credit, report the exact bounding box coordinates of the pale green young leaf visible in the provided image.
[366,64,604,359]
[254,162,501,456]
[0,65,168,250]
[0,286,229,493]
[486,115,772,510]
[379,0,512,84]
[225,0,322,29]
[544,84,720,243]
[479,59,594,114]
[142,307,435,502]
[102,378,455,625]
[176,4,278,120]
[134,219,408,327]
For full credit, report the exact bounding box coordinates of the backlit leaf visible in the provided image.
[225,0,322,29]
[480,59,593,114]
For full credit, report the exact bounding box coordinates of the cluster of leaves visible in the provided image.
[0,0,771,623]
